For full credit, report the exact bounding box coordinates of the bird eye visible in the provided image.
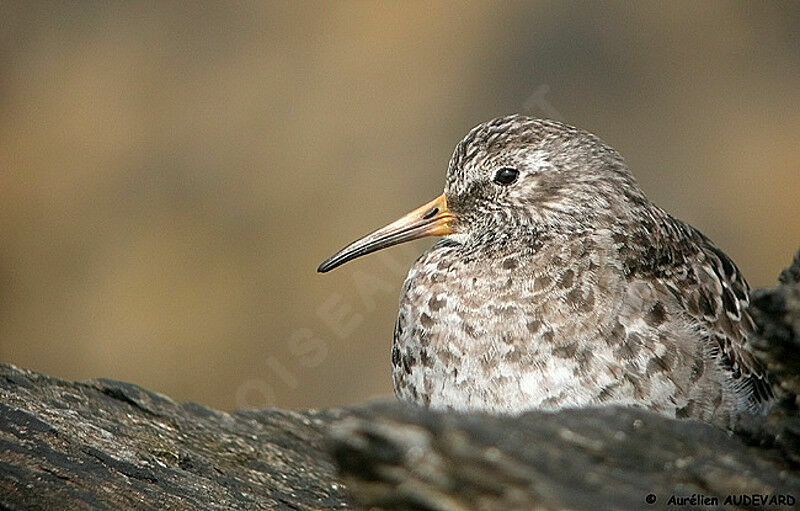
[493,167,519,185]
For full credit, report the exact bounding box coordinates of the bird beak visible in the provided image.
[318,194,454,273]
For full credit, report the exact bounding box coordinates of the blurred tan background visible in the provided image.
[1,2,798,411]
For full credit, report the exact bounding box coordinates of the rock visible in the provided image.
[329,404,800,510]
[0,365,349,510]
[750,249,800,407]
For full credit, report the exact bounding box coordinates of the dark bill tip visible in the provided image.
[317,257,341,273]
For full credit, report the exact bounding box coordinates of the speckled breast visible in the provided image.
[391,234,631,413]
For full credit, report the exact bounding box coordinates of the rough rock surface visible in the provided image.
[0,368,349,510]
[329,404,800,510]
[1,249,799,510]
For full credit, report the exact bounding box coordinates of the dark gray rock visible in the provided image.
[0,366,349,510]
[1,248,799,510]
[750,249,800,407]
[329,404,800,510]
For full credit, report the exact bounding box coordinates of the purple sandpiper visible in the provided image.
[319,115,772,428]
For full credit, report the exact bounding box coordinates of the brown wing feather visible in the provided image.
[663,221,773,406]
